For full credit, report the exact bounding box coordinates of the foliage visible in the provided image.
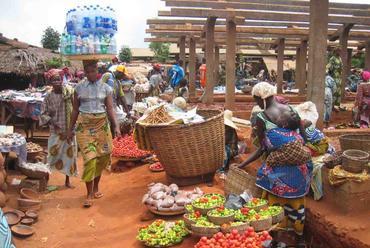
[41,27,61,51]
[45,57,71,69]
[119,46,132,63]
[149,42,170,63]
[352,53,365,69]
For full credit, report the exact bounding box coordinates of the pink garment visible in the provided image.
[362,71,370,82]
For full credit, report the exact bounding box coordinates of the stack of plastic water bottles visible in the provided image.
[60,5,118,56]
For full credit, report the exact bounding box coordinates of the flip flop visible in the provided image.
[83,199,93,208]
[94,192,104,199]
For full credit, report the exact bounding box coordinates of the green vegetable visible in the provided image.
[136,220,188,247]
[194,219,219,228]
[208,206,234,217]
[192,193,225,209]
[244,198,268,208]
[185,204,194,213]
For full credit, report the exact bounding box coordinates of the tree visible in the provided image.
[45,56,71,69]
[149,42,170,63]
[119,46,132,63]
[41,27,60,51]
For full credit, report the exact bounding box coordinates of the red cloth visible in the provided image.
[199,64,206,88]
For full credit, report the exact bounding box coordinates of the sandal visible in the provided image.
[83,199,93,208]
[94,192,104,199]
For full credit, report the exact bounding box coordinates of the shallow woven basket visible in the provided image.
[341,149,369,173]
[192,205,217,215]
[207,213,235,225]
[191,224,221,238]
[221,222,250,234]
[246,202,268,212]
[339,134,370,153]
[183,214,196,229]
[271,211,285,224]
[225,165,262,197]
[141,110,225,182]
[27,150,43,162]
[250,216,272,232]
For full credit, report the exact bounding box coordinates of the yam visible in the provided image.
[174,194,188,206]
[0,191,6,207]
[152,191,166,200]
[169,184,179,192]
[0,183,8,192]
[170,204,184,211]
[146,197,156,206]
[158,206,171,212]
[153,199,163,209]
[149,184,165,195]
[161,196,175,208]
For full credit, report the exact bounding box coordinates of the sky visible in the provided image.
[0,0,369,50]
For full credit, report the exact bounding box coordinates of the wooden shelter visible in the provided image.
[146,0,370,127]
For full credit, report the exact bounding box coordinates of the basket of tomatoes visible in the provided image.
[192,193,225,215]
[112,135,151,161]
[207,206,235,225]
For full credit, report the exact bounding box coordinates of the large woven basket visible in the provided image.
[271,210,285,224]
[138,110,225,184]
[250,216,272,232]
[225,165,262,198]
[191,224,221,238]
[339,134,370,153]
[207,212,235,225]
[341,149,369,173]
[221,222,250,233]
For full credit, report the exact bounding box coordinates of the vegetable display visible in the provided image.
[112,135,151,158]
[193,219,219,228]
[186,211,208,223]
[235,208,271,222]
[194,228,272,248]
[245,198,268,208]
[192,194,225,209]
[137,220,188,247]
[259,206,284,217]
[208,206,235,217]
[142,183,203,213]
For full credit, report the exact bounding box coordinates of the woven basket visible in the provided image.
[207,213,235,225]
[341,149,369,173]
[192,205,217,215]
[245,202,268,212]
[250,216,272,232]
[225,165,262,197]
[221,222,250,233]
[191,224,221,238]
[271,210,285,224]
[339,134,370,153]
[183,214,196,229]
[140,110,225,183]
[18,166,48,179]
[27,151,43,162]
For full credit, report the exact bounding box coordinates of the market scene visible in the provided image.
[0,0,370,247]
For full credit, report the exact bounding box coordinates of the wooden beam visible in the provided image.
[300,40,308,94]
[203,17,217,104]
[307,0,329,129]
[295,47,302,93]
[226,19,236,110]
[365,41,370,71]
[189,37,196,98]
[340,25,352,101]
[147,18,370,31]
[165,8,370,25]
[329,23,354,42]
[277,38,285,94]
[169,0,370,10]
[214,46,220,85]
[179,36,186,69]
[165,0,370,17]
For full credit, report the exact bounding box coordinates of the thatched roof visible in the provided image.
[0,33,59,76]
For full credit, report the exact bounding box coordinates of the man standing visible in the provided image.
[326,47,343,108]
[169,60,185,91]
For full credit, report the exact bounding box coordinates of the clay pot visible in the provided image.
[1,182,8,192]
[21,218,34,226]
[11,224,35,238]
[4,211,21,226]
[20,188,41,200]
[17,198,41,212]
[25,210,38,221]
[0,191,6,207]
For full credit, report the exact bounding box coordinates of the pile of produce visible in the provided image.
[133,82,151,93]
[244,198,268,211]
[149,162,164,172]
[192,193,225,213]
[112,135,151,158]
[142,183,203,213]
[194,229,272,248]
[26,142,43,153]
[137,219,188,247]
[0,133,26,147]
[142,105,174,124]
[208,206,234,218]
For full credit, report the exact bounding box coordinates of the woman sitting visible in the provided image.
[239,82,312,248]
[354,71,370,128]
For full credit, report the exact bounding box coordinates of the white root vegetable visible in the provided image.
[152,191,166,200]
[161,196,175,208]
[142,193,149,204]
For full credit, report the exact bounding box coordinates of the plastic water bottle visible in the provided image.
[75,6,83,35]
[81,35,88,54]
[71,34,76,54]
[82,6,89,36]
[76,34,82,54]
[111,9,117,33]
[110,35,117,54]
[88,34,95,54]
[94,34,101,54]
[89,7,96,32]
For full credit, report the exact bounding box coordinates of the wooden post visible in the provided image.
[226,19,236,110]
[202,17,217,104]
[299,40,308,94]
[307,0,329,129]
[277,38,285,94]
[346,48,353,87]
[189,37,196,98]
[295,46,302,93]
[365,41,370,71]
[179,36,186,71]
[339,24,352,102]
[214,46,220,86]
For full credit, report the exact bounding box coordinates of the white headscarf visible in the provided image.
[251,82,277,109]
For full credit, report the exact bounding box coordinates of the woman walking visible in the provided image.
[67,61,121,208]
[238,82,312,248]
[40,69,77,187]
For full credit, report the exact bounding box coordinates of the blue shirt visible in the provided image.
[169,64,185,88]
[75,79,113,114]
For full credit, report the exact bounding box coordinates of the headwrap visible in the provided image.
[251,82,277,109]
[362,71,370,82]
[44,69,62,82]
[153,64,161,71]
[295,101,319,127]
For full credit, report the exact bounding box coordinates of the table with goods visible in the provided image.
[138,183,283,247]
